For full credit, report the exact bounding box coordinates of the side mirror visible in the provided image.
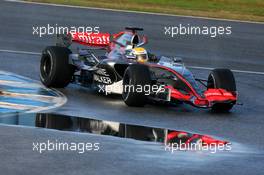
[172,57,182,63]
[126,55,136,59]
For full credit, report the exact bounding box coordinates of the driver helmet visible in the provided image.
[131,47,148,63]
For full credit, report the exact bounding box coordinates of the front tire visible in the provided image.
[122,64,151,107]
[40,46,75,88]
[207,68,236,112]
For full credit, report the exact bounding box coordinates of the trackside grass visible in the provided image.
[28,0,264,22]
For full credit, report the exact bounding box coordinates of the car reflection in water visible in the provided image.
[34,113,229,147]
[35,113,166,143]
[0,113,229,150]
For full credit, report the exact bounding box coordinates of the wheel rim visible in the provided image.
[122,72,130,100]
[42,55,52,78]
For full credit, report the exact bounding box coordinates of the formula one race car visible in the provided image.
[40,27,237,112]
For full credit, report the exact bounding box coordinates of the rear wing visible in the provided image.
[71,32,110,47]
[56,32,110,47]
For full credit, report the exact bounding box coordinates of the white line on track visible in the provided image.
[1,48,263,75]
[0,101,39,111]
[4,0,264,25]
[0,49,40,55]
[188,66,264,75]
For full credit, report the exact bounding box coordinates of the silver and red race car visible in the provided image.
[40,27,237,112]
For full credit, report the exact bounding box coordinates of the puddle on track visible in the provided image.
[0,112,230,152]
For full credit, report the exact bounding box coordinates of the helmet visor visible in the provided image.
[137,54,148,62]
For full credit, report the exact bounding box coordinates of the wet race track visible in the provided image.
[0,1,264,175]
[0,70,66,113]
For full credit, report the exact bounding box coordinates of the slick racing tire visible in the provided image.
[207,68,236,112]
[40,46,75,88]
[122,64,151,107]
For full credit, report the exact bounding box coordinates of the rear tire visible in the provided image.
[122,64,151,107]
[40,46,75,88]
[207,69,236,112]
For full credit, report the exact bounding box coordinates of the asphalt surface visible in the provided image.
[0,1,264,175]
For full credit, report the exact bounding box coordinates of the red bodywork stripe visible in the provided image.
[204,88,237,102]
[165,85,192,101]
